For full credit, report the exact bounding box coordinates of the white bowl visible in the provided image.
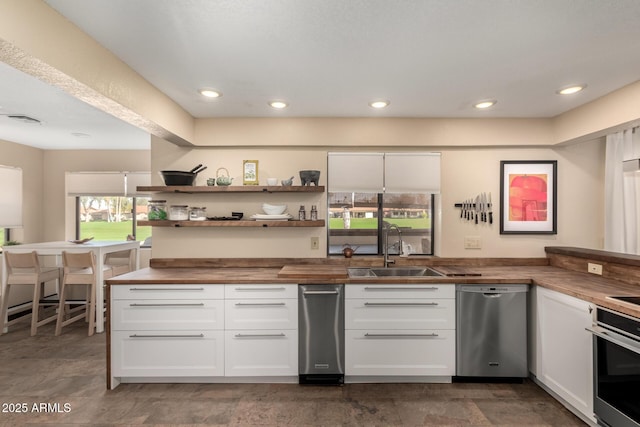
[262,203,287,215]
[266,178,278,186]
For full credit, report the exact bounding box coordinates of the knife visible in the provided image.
[488,192,493,224]
[481,192,487,222]
[474,195,479,224]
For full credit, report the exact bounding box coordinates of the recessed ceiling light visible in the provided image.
[369,100,390,109]
[556,84,586,95]
[269,100,288,109]
[198,88,222,98]
[474,100,497,109]
[71,132,91,138]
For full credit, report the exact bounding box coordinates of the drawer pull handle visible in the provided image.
[129,303,206,307]
[363,287,439,291]
[129,288,205,291]
[234,333,286,338]
[234,302,286,306]
[234,287,287,291]
[303,291,339,295]
[364,302,439,306]
[364,333,440,338]
[129,334,205,338]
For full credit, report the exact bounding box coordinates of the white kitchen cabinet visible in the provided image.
[112,299,224,331]
[345,298,454,330]
[346,329,454,376]
[110,284,225,388]
[224,284,298,377]
[224,330,298,376]
[112,330,224,377]
[345,283,455,380]
[535,286,595,424]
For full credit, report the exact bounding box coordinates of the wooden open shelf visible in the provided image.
[138,220,325,228]
[137,185,325,194]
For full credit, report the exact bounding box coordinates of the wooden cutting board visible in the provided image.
[278,265,348,279]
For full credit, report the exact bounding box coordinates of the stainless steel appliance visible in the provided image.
[456,284,528,378]
[587,305,640,427]
[298,284,345,384]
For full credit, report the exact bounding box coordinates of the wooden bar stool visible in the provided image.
[103,249,135,276]
[1,251,61,336]
[55,251,99,336]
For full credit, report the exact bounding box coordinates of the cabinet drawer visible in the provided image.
[224,330,298,376]
[224,284,297,299]
[225,299,297,330]
[346,298,455,330]
[112,284,223,300]
[112,330,224,377]
[345,329,455,376]
[112,299,224,331]
[346,284,454,299]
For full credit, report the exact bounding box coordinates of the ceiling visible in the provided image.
[2,0,640,149]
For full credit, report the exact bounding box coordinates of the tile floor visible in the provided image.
[0,319,586,426]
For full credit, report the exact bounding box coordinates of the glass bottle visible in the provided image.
[298,205,306,221]
[310,205,318,221]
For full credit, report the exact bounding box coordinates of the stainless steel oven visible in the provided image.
[587,306,640,427]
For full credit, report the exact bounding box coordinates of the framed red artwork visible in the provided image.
[500,160,557,234]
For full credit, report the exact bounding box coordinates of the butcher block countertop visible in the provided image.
[107,262,640,319]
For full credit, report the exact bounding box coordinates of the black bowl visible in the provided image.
[299,170,320,186]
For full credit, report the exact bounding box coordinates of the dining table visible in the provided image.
[1,240,140,334]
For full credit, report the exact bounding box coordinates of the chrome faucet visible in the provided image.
[384,223,403,268]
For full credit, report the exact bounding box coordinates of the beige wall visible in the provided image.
[151,133,604,259]
[195,117,554,147]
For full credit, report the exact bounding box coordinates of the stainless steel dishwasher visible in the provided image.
[456,284,528,378]
[298,284,345,384]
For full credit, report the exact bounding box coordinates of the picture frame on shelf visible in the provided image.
[242,160,259,185]
[500,160,557,234]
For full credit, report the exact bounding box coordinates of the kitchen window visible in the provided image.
[328,192,434,255]
[66,171,152,242]
[327,152,440,256]
[75,196,151,242]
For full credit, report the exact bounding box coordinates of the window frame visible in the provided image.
[327,192,435,256]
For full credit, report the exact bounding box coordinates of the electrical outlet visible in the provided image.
[310,237,319,250]
[588,262,603,275]
[464,236,482,249]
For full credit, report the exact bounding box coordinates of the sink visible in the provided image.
[347,267,444,278]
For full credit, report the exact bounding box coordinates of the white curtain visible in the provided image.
[604,129,638,253]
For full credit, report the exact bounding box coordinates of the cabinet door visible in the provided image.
[225,299,297,330]
[225,330,298,376]
[536,287,594,422]
[345,329,455,376]
[112,284,223,300]
[112,330,224,377]
[346,298,455,330]
[224,284,297,299]
[112,299,224,331]
[346,284,454,299]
